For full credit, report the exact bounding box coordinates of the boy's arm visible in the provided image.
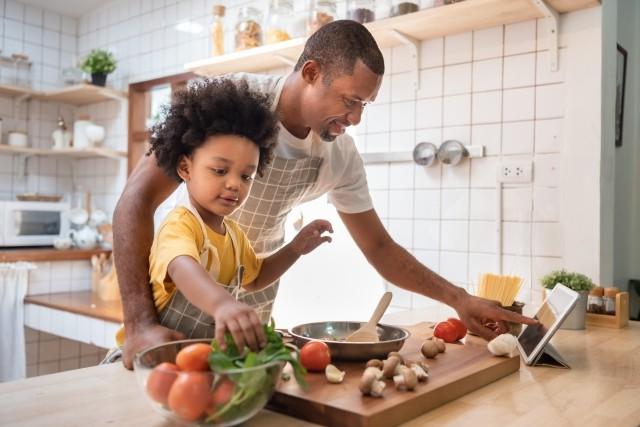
[245,219,333,292]
[168,256,265,351]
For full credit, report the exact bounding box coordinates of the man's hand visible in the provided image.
[455,294,537,341]
[123,323,186,370]
[289,219,333,256]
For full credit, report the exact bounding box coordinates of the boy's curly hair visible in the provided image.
[147,78,278,182]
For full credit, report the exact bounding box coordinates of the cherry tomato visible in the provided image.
[446,318,467,340]
[146,362,179,406]
[434,321,459,343]
[168,371,212,421]
[299,340,331,372]
[176,343,212,372]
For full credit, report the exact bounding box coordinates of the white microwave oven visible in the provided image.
[0,201,70,247]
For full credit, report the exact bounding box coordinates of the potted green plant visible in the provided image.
[80,49,117,87]
[541,269,594,330]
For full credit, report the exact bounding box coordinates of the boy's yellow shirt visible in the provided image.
[115,206,262,346]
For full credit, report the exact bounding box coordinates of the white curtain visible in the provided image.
[0,262,34,382]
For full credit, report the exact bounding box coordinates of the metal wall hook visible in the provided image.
[413,142,437,167]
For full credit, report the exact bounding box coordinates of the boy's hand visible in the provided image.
[213,299,266,352]
[289,219,333,256]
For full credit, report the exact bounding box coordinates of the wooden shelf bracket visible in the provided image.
[532,0,560,71]
[389,29,420,90]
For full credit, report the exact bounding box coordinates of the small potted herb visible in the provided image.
[541,269,594,329]
[80,49,117,87]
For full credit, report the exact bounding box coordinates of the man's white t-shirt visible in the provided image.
[155,72,372,227]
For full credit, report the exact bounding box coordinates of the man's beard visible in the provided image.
[318,126,337,142]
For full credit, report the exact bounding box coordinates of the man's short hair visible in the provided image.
[294,20,385,83]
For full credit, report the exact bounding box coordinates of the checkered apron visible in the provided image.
[157,197,247,339]
[158,149,323,338]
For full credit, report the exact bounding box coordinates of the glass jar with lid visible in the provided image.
[266,0,293,44]
[391,0,419,16]
[347,0,376,23]
[210,5,225,56]
[307,0,337,36]
[603,287,619,315]
[235,6,263,51]
[587,286,605,314]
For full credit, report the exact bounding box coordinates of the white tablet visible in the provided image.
[517,283,579,366]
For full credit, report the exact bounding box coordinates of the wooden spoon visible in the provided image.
[345,292,393,343]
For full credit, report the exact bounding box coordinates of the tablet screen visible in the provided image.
[518,286,576,357]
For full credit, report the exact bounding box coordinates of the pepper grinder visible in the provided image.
[52,116,72,149]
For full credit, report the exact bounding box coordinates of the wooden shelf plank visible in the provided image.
[186,0,600,77]
[0,144,126,159]
[36,84,127,105]
[0,247,111,262]
[0,84,39,98]
[24,291,123,323]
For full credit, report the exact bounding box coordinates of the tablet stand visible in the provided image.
[531,342,570,368]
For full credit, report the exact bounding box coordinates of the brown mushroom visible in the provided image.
[415,360,430,373]
[365,359,383,369]
[387,351,404,364]
[431,337,446,353]
[393,366,418,391]
[382,355,402,379]
[359,367,385,397]
[408,362,429,382]
[421,340,439,359]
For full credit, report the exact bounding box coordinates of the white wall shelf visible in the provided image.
[0,83,127,105]
[185,0,599,77]
[0,145,126,160]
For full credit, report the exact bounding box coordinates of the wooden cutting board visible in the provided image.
[269,323,519,427]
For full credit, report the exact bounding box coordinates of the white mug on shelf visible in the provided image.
[7,131,28,147]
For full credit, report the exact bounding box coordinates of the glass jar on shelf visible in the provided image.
[347,0,376,23]
[391,0,419,16]
[603,287,619,315]
[307,0,337,36]
[210,5,225,56]
[266,0,293,44]
[235,6,263,51]
[587,286,605,314]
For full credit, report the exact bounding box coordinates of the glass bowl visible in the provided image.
[134,339,285,426]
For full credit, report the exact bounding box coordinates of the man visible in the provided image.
[114,20,534,369]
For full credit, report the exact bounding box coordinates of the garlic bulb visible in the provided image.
[487,333,518,357]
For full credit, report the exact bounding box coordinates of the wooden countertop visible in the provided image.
[1,316,638,426]
[24,291,123,323]
[0,247,111,262]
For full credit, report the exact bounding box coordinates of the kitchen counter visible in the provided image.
[1,313,638,426]
[0,247,111,262]
[24,291,123,323]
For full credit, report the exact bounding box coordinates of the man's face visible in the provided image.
[302,60,382,141]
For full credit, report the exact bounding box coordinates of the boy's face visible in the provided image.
[177,135,259,219]
[302,60,382,141]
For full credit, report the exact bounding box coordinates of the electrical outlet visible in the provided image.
[497,160,532,183]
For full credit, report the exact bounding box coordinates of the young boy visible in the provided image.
[140,79,332,351]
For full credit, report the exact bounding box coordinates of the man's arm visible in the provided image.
[338,209,536,340]
[113,153,181,369]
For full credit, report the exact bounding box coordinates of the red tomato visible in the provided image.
[168,371,212,422]
[206,377,236,414]
[446,318,467,340]
[176,343,212,372]
[434,321,459,343]
[299,341,331,372]
[146,362,179,406]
